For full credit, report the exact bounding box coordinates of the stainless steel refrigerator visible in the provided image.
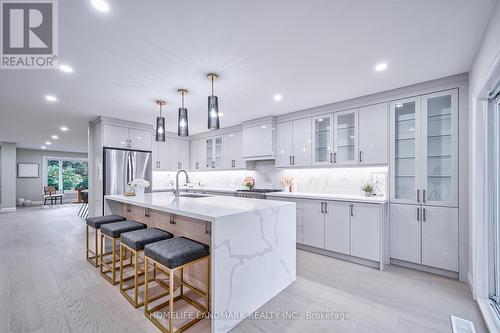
[103,148,152,213]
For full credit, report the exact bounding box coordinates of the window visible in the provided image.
[45,157,88,192]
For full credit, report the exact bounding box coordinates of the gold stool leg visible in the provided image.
[144,257,149,314]
[169,268,174,333]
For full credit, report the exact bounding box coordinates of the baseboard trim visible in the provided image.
[390,258,459,279]
[297,243,380,270]
[0,207,17,213]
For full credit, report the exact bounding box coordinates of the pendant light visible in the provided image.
[207,73,220,130]
[177,89,189,137]
[155,100,166,142]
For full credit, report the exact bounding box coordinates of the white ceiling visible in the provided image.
[0,0,496,153]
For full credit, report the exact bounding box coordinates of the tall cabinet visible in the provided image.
[390,89,459,273]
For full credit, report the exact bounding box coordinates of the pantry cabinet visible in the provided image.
[390,89,458,207]
[275,118,312,167]
[390,203,458,272]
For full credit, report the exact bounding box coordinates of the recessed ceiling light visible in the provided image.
[60,126,68,131]
[91,0,110,12]
[45,141,52,145]
[51,135,59,139]
[261,125,267,129]
[375,63,388,71]
[41,146,46,149]
[45,95,58,102]
[59,64,73,73]
[273,94,283,101]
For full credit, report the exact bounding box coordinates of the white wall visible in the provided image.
[154,161,388,196]
[0,143,17,211]
[469,0,500,300]
[16,149,88,204]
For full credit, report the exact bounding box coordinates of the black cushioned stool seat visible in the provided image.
[144,236,210,332]
[100,221,146,238]
[85,214,126,267]
[144,237,209,269]
[119,228,173,308]
[121,228,173,251]
[86,214,126,229]
[100,220,145,285]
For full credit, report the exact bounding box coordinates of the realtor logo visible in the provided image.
[1,0,58,69]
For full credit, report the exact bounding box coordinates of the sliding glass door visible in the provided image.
[489,98,500,309]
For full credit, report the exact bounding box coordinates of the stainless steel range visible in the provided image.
[233,189,282,199]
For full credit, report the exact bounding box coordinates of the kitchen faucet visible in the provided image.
[174,169,190,197]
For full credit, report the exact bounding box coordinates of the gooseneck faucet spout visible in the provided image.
[174,169,190,197]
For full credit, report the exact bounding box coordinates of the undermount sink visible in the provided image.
[178,193,210,198]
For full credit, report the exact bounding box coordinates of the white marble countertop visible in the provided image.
[152,186,387,203]
[105,192,294,222]
[266,191,388,204]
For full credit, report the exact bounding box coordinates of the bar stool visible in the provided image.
[119,228,174,308]
[144,237,210,333]
[100,220,146,285]
[86,214,126,267]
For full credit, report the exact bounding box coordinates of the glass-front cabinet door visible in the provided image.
[206,138,213,168]
[214,136,224,169]
[312,114,333,165]
[390,97,421,203]
[333,110,358,165]
[421,89,458,207]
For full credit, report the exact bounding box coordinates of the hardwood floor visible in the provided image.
[0,205,487,333]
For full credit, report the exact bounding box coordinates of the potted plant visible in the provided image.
[361,183,374,197]
[242,177,255,190]
[129,178,150,196]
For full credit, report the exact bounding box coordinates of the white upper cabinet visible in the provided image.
[358,103,388,165]
[103,125,131,149]
[206,136,224,169]
[190,139,206,171]
[129,128,152,151]
[178,139,190,170]
[103,124,152,151]
[333,109,358,165]
[242,120,275,160]
[275,118,311,167]
[223,131,244,169]
[312,114,334,165]
[292,118,312,167]
[276,121,293,167]
[421,89,458,207]
[390,89,458,207]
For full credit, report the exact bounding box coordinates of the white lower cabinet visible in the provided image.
[324,201,350,254]
[390,203,421,263]
[302,200,325,248]
[390,203,458,272]
[302,199,383,263]
[350,203,380,262]
[421,206,458,271]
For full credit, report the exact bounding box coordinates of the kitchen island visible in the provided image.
[105,192,296,333]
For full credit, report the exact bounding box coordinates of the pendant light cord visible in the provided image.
[182,91,185,108]
[211,76,214,96]
[159,103,162,117]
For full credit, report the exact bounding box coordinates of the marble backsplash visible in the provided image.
[153,160,388,196]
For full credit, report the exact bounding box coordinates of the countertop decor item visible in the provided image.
[129,178,150,196]
[281,176,294,192]
[361,183,374,197]
[242,176,255,190]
